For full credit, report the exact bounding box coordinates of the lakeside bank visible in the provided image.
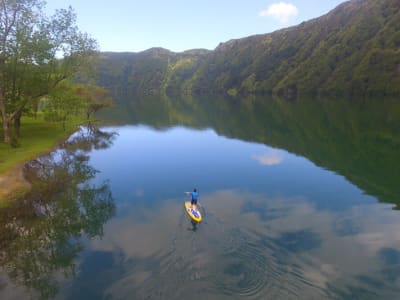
[0,117,88,203]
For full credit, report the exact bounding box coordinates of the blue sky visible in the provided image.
[45,0,348,53]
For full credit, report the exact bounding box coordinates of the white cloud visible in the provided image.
[259,2,299,24]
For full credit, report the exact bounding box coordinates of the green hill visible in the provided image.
[97,0,400,98]
[96,48,210,102]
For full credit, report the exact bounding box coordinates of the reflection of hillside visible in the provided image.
[100,96,400,208]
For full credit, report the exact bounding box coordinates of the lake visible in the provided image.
[1,96,400,299]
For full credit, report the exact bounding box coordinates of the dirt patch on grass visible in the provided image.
[0,164,31,202]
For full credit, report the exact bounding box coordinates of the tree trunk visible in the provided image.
[0,87,11,144]
[14,110,22,138]
[2,119,11,144]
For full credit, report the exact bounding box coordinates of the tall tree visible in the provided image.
[0,0,97,143]
[0,0,38,143]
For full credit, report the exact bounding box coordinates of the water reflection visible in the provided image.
[99,95,400,208]
[60,190,400,299]
[252,149,284,166]
[0,124,117,299]
[1,94,400,299]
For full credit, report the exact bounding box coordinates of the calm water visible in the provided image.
[1,96,400,299]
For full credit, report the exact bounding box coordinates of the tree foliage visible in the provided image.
[0,0,98,143]
[74,83,113,119]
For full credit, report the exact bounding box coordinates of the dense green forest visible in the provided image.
[97,0,400,99]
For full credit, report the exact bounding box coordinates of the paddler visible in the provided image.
[185,188,199,207]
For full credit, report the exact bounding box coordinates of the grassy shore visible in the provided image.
[0,115,86,202]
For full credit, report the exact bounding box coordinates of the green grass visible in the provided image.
[0,115,87,174]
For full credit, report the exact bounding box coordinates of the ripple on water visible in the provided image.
[207,228,328,299]
[125,211,328,299]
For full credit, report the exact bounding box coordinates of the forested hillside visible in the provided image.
[96,49,209,102]
[97,0,400,99]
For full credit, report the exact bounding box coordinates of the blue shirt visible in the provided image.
[190,192,199,200]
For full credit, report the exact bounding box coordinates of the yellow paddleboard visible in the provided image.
[184,201,202,223]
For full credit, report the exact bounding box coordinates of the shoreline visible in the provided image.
[0,120,88,203]
[0,164,31,203]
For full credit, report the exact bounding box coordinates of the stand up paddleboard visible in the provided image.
[184,201,202,223]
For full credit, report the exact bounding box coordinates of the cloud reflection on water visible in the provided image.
[252,149,284,166]
[62,190,400,299]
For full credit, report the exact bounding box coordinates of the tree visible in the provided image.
[42,82,113,129]
[0,0,97,143]
[74,83,113,119]
[43,81,86,129]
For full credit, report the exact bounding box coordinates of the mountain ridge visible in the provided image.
[97,0,400,99]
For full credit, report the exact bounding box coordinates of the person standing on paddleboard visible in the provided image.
[185,188,199,207]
